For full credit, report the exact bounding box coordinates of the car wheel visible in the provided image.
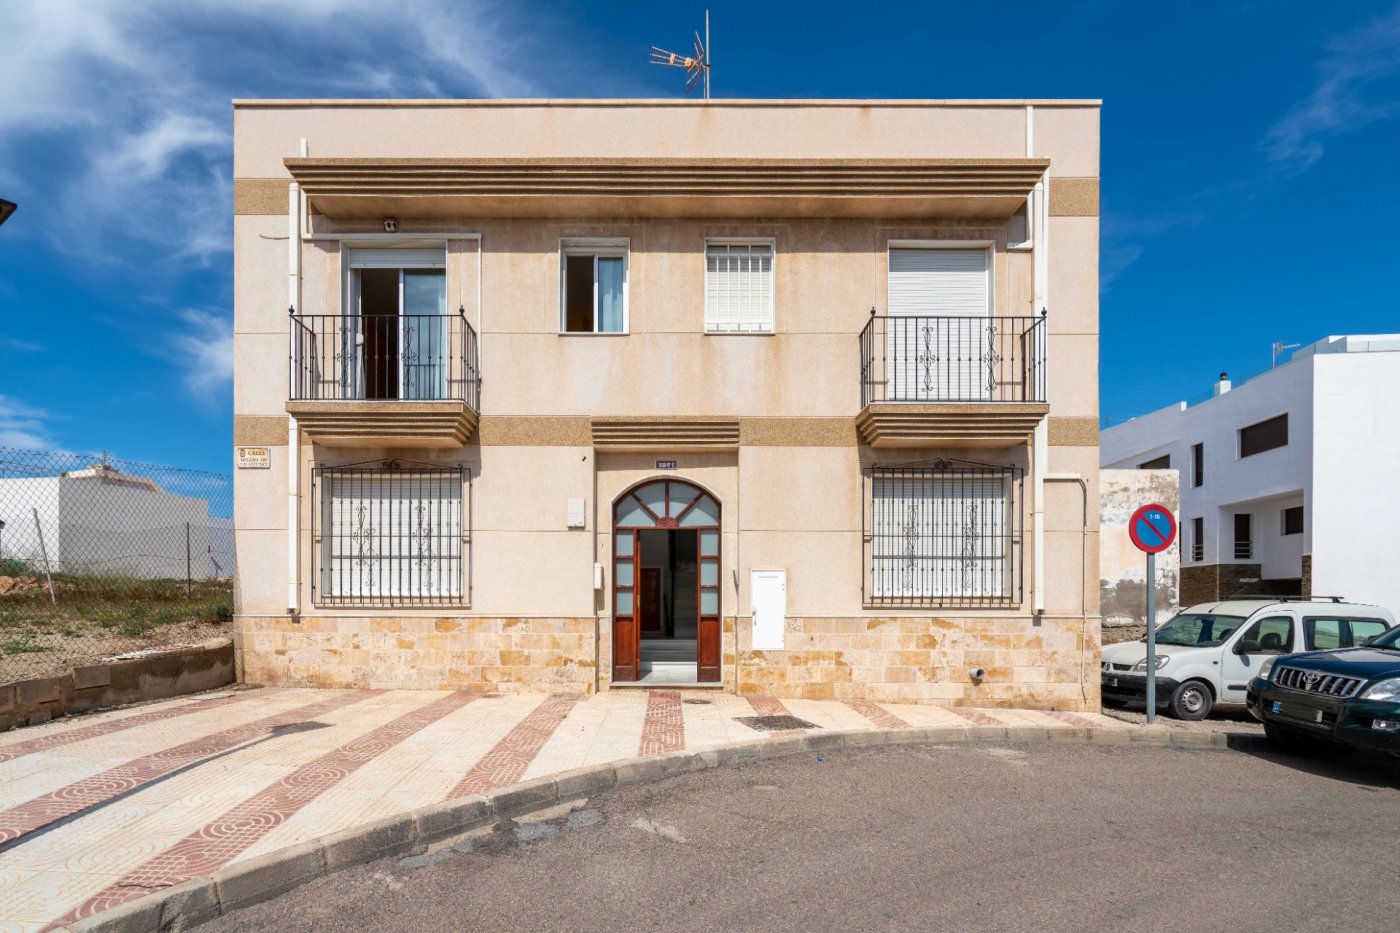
[1169,680,1213,720]
[1264,723,1319,757]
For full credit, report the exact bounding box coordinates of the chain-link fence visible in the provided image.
[0,447,234,683]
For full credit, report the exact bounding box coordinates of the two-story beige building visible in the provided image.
[232,98,1101,709]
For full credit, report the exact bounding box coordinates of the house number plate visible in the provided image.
[655,460,677,470]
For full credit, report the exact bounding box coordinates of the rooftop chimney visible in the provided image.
[1214,372,1231,396]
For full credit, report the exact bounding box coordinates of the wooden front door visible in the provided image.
[639,568,662,634]
[612,479,721,683]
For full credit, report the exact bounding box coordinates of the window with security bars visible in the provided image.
[864,460,1022,607]
[704,241,774,332]
[313,463,468,606]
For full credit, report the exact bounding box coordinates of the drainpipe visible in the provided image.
[286,143,305,617]
[1031,161,1050,617]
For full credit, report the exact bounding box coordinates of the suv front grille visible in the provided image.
[1274,666,1366,699]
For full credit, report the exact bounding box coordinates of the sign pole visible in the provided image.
[1127,502,1175,728]
[1145,550,1156,725]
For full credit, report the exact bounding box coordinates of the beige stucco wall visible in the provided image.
[231,100,1100,708]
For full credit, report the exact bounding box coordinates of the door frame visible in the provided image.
[341,245,448,399]
[611,477,722,683]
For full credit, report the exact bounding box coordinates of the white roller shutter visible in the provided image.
[346,247,446,269]
[705,242,774,332]
[886,248,991,400]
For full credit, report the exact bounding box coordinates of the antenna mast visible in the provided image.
[649,9,711,100]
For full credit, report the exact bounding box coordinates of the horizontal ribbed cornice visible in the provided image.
[283,157,1049,219]
[856,403,1049,448]
[591,417,741,451]
[286,400,477,448]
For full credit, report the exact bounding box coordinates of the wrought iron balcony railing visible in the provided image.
[289,309,479,410]
[859,312,1047,407]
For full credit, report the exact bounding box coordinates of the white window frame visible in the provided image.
[704,237,776,334]
[559,238,630,335]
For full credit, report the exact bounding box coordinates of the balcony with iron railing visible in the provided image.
[857,311,1049,447]
[286,308,480,448]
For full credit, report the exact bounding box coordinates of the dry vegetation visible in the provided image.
[0,562,232,682]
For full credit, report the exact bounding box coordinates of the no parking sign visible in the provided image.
[1128,502,1176,724]
[1128,504,1177,554]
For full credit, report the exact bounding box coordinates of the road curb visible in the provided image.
[57,722,1228,932]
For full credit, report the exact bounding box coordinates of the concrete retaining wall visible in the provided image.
[0,638,235,732]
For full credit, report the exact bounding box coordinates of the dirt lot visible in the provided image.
[0,574,232,682]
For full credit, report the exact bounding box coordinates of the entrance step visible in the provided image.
[640,639,697,663]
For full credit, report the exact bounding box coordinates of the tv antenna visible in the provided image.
[649,9,710,99]
[1271,340,1300,368]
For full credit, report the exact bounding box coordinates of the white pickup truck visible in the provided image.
[1101,598,1396,719]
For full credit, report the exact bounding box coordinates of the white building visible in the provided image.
[0,465,212,580]
[1101,335,1400,615]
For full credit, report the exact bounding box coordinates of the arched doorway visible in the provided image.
[612,479,721,683]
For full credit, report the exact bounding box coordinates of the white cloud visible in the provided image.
[1100,210,1204,290]
[0,395,57,450]
[1262,5,1400,174]
[0,0,563,265]
[170,310,234,398]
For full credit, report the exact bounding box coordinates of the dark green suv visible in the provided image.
[1247,623,1400,758]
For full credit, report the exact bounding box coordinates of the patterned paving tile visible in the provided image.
[0,688,1127,930]
[239,694,491,859]
[448,695,582,798]
[844,700,911,730]
[1041,709,1111,730]
[49,692,476,925]
[0,692,376,846]
[0,690,316,798]
[0,695,253,764]
[637,691,685,757]
[741,696,809,735]
[945,707,1007,727]
[6,695,417,878]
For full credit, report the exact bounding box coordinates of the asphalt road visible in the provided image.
[206,739,1400,932]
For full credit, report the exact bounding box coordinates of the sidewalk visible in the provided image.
[0,687,1125,931]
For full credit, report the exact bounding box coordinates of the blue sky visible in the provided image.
[1,0,1398,473]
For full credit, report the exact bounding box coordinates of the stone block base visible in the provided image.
[235,616,598,693]
[727,614,1101,712]
[235,613,1100,711]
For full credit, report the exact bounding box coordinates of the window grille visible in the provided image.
[863,458,1023,608]
[312,461,469,606]
[1190,517,1204,562]
[705,241,774,332]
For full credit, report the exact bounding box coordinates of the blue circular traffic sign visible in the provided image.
[1129,503,1176,554]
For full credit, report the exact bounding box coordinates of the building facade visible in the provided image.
[232,99,1101,709]
[1102,335,1400,614]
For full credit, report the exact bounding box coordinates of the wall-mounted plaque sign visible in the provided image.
[236,447,271,469]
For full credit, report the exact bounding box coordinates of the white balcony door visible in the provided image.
[344,247,447,400]
[887,247,991,401]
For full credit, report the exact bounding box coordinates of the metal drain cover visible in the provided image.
[734,715,818,732]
